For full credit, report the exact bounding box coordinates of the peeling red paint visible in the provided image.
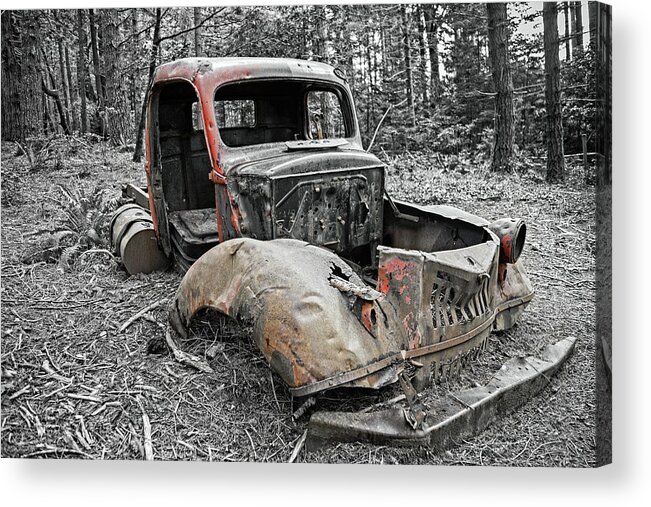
[360,301,375,332]
[501,234,513,263]
[402,312,421,350]
[377,256,419,295]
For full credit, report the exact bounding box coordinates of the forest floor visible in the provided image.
[1,136,597,466]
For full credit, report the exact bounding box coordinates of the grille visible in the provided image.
[430,271,490,329]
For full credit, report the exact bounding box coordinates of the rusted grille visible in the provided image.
[430,272,490,329]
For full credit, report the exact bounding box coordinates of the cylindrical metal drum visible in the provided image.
[110,204,169,275]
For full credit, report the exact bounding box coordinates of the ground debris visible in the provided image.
[1,140,596,465]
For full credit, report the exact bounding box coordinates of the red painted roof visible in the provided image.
[153,57,346,86]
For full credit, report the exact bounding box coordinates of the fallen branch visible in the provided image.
[142,412,154,460]
[41,360,72,383]
[119,298,168,333]
[9,385,31,400]
[23,447,95,459]
[67,393,102,403]
[288,429,308,463]
[164,325,214,374]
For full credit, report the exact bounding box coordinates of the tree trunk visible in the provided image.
[400,4,416,126]
[1,11,25,141]
[2,11,44,141]
[563,2,571,60]
[103,9,126,145]
[54,10,71,128]
[133,8,162,163]
[193,8,203,57]
[423,5,440,102]
[41,47,71,135]
[543,2,565,183]
[130,9,138,116]
[41,76,71,134]
[487,3,515,172]
[416,5,430,109]
[57,39,71,128]
[572,1,584,55]
[77,10,88,133]
[64,44,78,131]
[365,30,373,136]
[315,5,328,62]
[89,8,105,135]
[588,1,598,52]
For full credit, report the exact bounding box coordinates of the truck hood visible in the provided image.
[224,146,384,179]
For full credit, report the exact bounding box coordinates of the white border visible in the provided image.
[2,0,650,505]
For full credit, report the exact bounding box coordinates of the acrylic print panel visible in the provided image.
[0,1,611,467]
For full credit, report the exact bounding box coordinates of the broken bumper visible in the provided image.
[306,337,576,449]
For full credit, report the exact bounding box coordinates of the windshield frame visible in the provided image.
[210,77,358,150]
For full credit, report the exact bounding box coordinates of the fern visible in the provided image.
[25,184,119,270]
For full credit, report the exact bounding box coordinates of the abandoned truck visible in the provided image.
[112,58,575,447]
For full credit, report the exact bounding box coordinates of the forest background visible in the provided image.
[1,1,610,182]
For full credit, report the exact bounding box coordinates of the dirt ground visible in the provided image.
[0,136,598,466]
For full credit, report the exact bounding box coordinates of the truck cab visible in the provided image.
[146,57,384,271]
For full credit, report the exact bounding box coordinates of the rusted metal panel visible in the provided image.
[170,231,534,397]
[169,238,402,393]
[306,337,577,449]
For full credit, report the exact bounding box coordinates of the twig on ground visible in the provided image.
[9,385,31,400]
[142,412,154,460]
[41,360,72,383]
[269,370,281,412]
[164,325,214,374]
[119,298,168,333]
[288,429,308,463]
[23,447,95,459]
[244,428,258,461]
[67,393,102,403]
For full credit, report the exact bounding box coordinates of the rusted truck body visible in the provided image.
[117,58,549,442]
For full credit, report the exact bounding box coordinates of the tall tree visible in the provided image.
[422,5,441,103]
[77,9,88,133]
[416,5,430,109]
[40,46,71,134]
[103,9,127,144]
[129,9,139,116]
[88,9,105,135]
[193,7,203,57]
[588,1,598,52]
[400,4,416,126]
[64,44,77,131]
[543,2,565,182]
[572,1,584,55]
[563,2,571,60]
[133,8,162,162]
[1,11,44,142]
[54,12,71,128]
[1,11,25,141]
[487,2,515,172]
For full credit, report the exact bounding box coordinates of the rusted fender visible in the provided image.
[169,238,404,393]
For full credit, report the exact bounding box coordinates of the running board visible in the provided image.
[306,336,577,450]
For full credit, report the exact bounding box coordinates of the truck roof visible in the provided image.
[153,57,347,87]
